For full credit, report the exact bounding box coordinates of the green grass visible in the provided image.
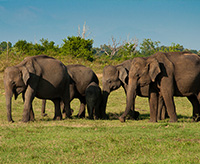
[0,69,200,163]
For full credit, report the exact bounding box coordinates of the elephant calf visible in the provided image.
[85,82,102,119]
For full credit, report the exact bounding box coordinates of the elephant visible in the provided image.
[4,55,71,122]
[85,82,102,119]
[41,64,100,118]
[102,60,167,120]
[119,52,200,123]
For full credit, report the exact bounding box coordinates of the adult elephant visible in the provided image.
[4,55,71,122]
[102,60,167,120]
[119,52,200,123]
[41,64,100,118]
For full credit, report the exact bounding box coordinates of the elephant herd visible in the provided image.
[4,52,200,123]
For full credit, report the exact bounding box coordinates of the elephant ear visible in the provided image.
[20,66,30,85]
[21,58,42,85]
[25,58,42,76]
[117,66,128,85]
[67,70,75,84]
[148,58,161,82]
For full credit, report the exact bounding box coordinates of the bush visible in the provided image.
[61,36,94,61]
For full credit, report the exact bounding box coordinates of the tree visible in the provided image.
[100,36,123,58]
[14,40,33,53]
[77,21,91,39]
[100,36,138,60]
[62,36,94,61]
[160,43,184,52]
[0,41,12,53]
[40,38,58,52]
[140,39,160,56]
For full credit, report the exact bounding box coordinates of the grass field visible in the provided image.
[0,70,200,164]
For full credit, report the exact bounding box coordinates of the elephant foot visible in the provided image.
[133,111,140,120]
[196,117,200,122]
[193,116,200,122]
[119,116,125,123]
[22,118,29,123]
[22,115,30,122]
[88,117,94,120]
[149,119,157,123]
[8,118,14,123]
[30,118,35,122]
[94,116,99,120]
[76,114,85,118]
[129,111,140,120]
[103,114,109,120]
[53,116,62,120]
[169,118,178,123]
[42,113,47,117]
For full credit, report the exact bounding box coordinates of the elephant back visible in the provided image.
[67,64,99,95]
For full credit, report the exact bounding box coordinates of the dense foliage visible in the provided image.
[62,36,94,61]
[0,36,199,65]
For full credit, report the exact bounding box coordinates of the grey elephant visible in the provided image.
[4,55,71,122]
[120,52,200,123]
[41,64,99,118]
[85,82,102,119]
[102,60,167,120]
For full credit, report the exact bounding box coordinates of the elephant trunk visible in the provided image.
[5,86,14,122]
[119,80,138,122]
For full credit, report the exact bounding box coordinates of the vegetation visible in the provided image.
[0,75,200,163]
[0,36,200,163]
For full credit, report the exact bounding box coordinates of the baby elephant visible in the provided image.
[85,82,102,119]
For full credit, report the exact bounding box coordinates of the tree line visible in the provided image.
[0,36,199,62]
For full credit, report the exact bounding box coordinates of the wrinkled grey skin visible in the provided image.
[4,55,71,122]
[102,60,167,120]
[120,52,200,123]
[85,82,102,119]
[42,64,99,118]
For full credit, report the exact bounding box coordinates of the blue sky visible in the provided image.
[0,0,200,50]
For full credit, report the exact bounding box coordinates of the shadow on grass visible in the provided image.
[106,112,150,120]
[106,112,192,121]
[39,112,192,122]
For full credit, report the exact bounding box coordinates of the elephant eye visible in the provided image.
[135,73,140,77]
[107,80,111,83]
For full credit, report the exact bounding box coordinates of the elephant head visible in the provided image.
[4,66,30,122]
[101,65,129,118]
[119,57,161,122]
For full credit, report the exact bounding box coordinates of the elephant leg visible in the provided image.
[87,104,94,120]
[119,84,137,122]
[161,91,177,122]
[41,99,47,117]
[29,105,35,121]
[128,105,140,120]
[157,95,165,120]
[22,92,35,121]
[94,103,101,120]
[77,98,86,118]
[52,99,62,120]
[149,90,158,122]
[22,86,36,122]
[161,105,168,120]
[187,95,200,122]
